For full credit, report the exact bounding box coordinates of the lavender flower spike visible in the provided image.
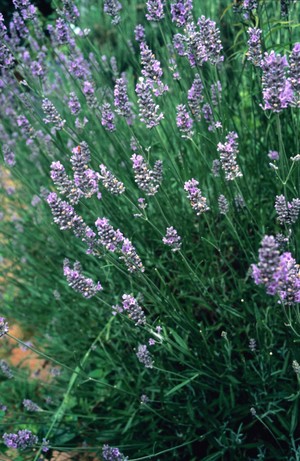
[184,179,210,215]
[121,294,147,325]
[63,259,102,298]
[102,444,128,461]
[101,103,116,132]
[23,399,40,412]
[136,344,154,368]
[131,154,163,195]
[261,51,293,112]
[246,27,262,67]
[135,78,164,128]
[3,430,38,450]
[114,77,133,123]
[217,131,243,181]
[163,227,182,251]
[176,104,194,137]
[290,43,300,106]
[103,0,122,25]
[145,0,165,21]
[42,98,65,130]
[188,74,204,122]
[275,195,300,225]
[0,317,9,338]
[171,0,193,27]
[99,164,125,195]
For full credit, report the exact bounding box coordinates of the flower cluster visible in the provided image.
[3,430,38,450]
[114,77,134,123]
[176,104,194,137]
[136,344,154,368]
[217,131,243,181]
[131,154,163,195]
[162,227,182,251]
[103,0,122,25]
[184,179,209,215]
[99,164,125,195]
[218,195,229,215]
[171,0,193,27]
[71,145,100,199]
[0,317,8,338]
[135,78,164,128]
[42,98,65,130]
[63,259,103,298]
[140,42,168,96]
[50,161,81,205]
[252,235,300,304]
[101,103,116,132]
[187,74,203,121]
[145,0,165,22]
[0,360,13,379]
[261,51,292,112]
[23,399,41,412]
[246,27,262,66]
[113,294,147,326]
[95,218,144,272]
[68,92,81,115]
[290,43,300,106]
[274,195,300,225]
[102,444,128,461]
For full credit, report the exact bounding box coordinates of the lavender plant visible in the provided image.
[0,0,300,460]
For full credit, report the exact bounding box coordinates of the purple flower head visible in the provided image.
[3,430,38,450]
[101,103,116,132]
[13,0,37,20]
[261,51,292,112]
[23,399,40,412]
[102,444,127,461]
[0,360,13,379]
[184,179,210,215]
[217,131,243,181]
[63,259,102,298]
[171,0,193,27]
[140,42,167,95]
[120,238,145,273]
[103,0,122,25]
[145,0,165,21]
[121,294,147,325]
[135,78,164,128]
[68,92,81,115]
[50,161,82,204]
[135,24,145,42]
[290,43,300,106]
[275,195,300,225]
[0,13,7,38]
[188,74,203,121]
[82,80,98,107]
[95,217,124,252]
[176,104,194,137]
[131,154,163,195]
[136,344,154,368]
[247,28,262,66]
[99,164,125,195]
[162,227,182,251]
[62,0,80,22]
[3,146,16,167]
[268,150,279,161]
[114,77,134,123]
[42,98,65,130]
[0,317,9,338]
[71,144,100,199]
[218,195,229,214]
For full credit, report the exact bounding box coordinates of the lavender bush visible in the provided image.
[0,0,300,460]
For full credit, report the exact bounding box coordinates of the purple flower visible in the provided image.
[140,42,167,95]
[202,103,221,132]
[162,227,182,251]
[218,195,229,214]
[101,103,116,132]
[252,235,300,304]
[23,399,40,412]
[136,344,154,368]
[217,131,243,181]
[102,444,127,461]
[3,430,38,450]
[171,0,193,27]
[120,294,147,325]
[13,0,37,20]
[95,217,123,252]
[275,195,300,225]
[0,360,13,379]
[114,77,134,123]
[261,51,293,112]
[131,154,163,195]
[0,317,8,338]
[103,0,122,25]
[135,78,164,128]
[62,0,80,22]
[82,80,98,108]
[188,74,203,121]
[145,0,165,21]
[0,13,7,37]
[99,164,125,195]
[42,98,65,130]
[268,150,279,161]
[71,145,100,198]
[68,92,81,115]
[212,159,221,177]
[134,24,145,42]
[290,43,300,106]
[247,28,262,66]
[63,259,102,298]
[176,104,194,137]
[3,146,16,167]
[50,161,82,205]
[184,179,210,215]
